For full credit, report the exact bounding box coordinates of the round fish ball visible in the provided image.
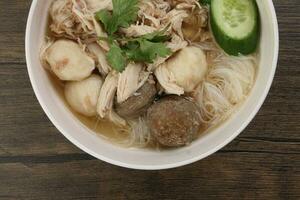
[65,75,103,117]
[46,40,95,81]
[166,46,208,92]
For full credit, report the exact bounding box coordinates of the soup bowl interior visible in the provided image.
[26,0,278,170]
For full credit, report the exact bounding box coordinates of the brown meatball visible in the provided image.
[147,96,202,147]
[115,81,157,119]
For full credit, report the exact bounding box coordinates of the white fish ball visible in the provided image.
[65,75,103,117]
[46,40,95,81]
[166,46,208,92]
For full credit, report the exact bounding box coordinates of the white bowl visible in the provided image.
[25,0,279,170]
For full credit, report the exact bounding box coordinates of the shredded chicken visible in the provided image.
[117,63,150,103]
[122,0,208,42]
[87,43,111,76]
[182,7,209,42]
[85,0,113,13]
[97,71,119,118]
[139,0,170,27]
[96,70,127,126]
[167,33,188,52]
[155,63,184,95]
[164,9,189,38]
[121,25,157,37]
[49,0,109,49]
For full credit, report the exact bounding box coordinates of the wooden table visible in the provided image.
[0,0,299,199]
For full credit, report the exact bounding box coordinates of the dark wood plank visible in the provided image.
[0,63,82,156]
[0,153,299,200]
[0,0,299,199]
[0,0,31,64]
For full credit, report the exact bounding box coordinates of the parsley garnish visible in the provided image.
[123,37,171,63]
[107,42,127,72]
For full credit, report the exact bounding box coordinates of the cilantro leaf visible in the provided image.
[107,42,127,72]
[124,39,171,63]
[140,30,171,43]
[95,10,112,32]
[95,0,139,34]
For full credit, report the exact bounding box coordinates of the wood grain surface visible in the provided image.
[0,0,299,199]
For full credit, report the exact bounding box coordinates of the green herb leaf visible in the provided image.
[95,10,112,32]
[140,29,171,43]
[124,38,171,63]
[107,42,127,72]
[95,0,139,34]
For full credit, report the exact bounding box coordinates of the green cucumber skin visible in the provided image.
[210,0,260,56]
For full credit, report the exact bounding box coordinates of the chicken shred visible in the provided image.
[117,63,150,103]
[49,0,109,50]
[155,63,184,95]
[87,43,111,76]
[121,25,157,38]
[97,71,119,118]
[85,0,113,13]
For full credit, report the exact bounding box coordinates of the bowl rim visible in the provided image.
[25,0,279,170]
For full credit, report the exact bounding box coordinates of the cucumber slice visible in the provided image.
[210,0,260,56]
